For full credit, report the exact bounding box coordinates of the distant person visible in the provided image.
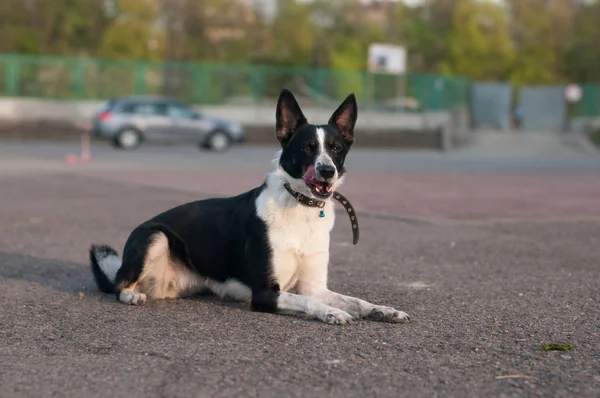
[513,105,523,130]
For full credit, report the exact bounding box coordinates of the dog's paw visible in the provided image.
[367,306,410,323]
[320,308,356,325]
[119,291,147,306]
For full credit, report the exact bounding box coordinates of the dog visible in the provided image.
[89,89,410,325]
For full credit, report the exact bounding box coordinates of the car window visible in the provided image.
[151,103,168,116]
[119,103,135,114]
[166,103,196,119]
[121,102,168,117]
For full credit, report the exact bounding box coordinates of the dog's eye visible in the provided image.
[302,145,314,153]
[330,145,342,153]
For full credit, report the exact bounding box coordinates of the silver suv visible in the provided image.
[90,96,245,151]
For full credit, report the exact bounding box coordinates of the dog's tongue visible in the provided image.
[302,164,333,195]
[303,164,318,184]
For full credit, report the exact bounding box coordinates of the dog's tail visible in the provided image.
[89,244,122,294]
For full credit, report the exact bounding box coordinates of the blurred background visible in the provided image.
[4,3,600,394]
[0,0,599,151]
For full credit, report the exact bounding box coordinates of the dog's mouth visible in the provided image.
[305,180,333,199]
[302,164,335,199]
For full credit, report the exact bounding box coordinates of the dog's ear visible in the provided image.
[276,89,307,145]
[328,93,357,147]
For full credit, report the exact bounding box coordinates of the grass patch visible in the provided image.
[540,343,573,352]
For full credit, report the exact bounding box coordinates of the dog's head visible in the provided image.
[275,89,357,200]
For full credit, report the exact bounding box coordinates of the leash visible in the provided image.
[283,183,359,245]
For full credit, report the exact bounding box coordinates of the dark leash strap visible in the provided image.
[332,191,359,245]
[283,183,360,245]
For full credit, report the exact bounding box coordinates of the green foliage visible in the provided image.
[507,0,576,86]
[268,0,316,67]
[0,0,599,104]
[399,12,441,73]
[306,0,384,100]
[327,23,380,100]
[399,0,459,73]
[565,1,600,83]
[0,0,109,55]
[176,1,264,64]
[441,0,514,81]
[98,0,164,60]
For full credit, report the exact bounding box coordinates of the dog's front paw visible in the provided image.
[320,308,356,325]
[367,306,410,323]
[119,291,147,306]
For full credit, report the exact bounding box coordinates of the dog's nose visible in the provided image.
[317,164,336,179]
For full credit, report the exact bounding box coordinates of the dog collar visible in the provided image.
[283,183,326,208]
[283,183,359,245]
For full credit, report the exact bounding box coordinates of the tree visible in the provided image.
[565,1,600,82]
[507,0,577,86]
[266,0,317,67]
[321,0,386,71]
[306,0,386,101]
[158,0,263,63]
[398,0,461,73]
[0,0,108,55]
[441,0,515,81]
[0,1,39,54]
[98,0,164,60]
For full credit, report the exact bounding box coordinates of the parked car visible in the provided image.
[90,96,245,151]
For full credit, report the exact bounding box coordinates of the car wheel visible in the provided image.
[205,130,231,152]
[114,129,141,150]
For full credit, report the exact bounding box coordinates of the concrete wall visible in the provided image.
[570,116,600,133]
[0,97,432,128]
[0,97,471,149]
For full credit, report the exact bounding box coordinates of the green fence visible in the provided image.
[0,54,470,112]
[573,83,600,117]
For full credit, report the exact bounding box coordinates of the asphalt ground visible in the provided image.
[0,141,599,397]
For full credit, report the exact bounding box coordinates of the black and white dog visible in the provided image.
[89,89,409,325]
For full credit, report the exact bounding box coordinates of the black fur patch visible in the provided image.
[89,244,118,294]
[102,183,277,311]
[251,289,279,313]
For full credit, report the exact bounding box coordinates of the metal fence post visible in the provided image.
[6,55,20,97]
[191,64,207,104]
[250,66,266,105]
[134,62,146,95]
[315,68,325,107]
[72,58,86,99]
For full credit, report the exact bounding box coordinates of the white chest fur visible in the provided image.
[255,173,335,290]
